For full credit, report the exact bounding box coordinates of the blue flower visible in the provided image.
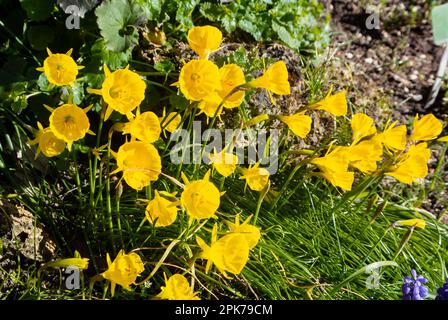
[436,279,448,300]
[402,269,429,300]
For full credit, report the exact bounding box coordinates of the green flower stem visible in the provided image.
[71,150,83,202]
[146,80,176,94]
[254,181,270,225]
[90,113,104,210]
[106,133,115,252]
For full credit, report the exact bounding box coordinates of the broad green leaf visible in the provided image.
[90,39,132,70]
[135,0,164,20]
[169,94,189,111]
[19,0,54,21]
[95,0,141,52]
[175,0,200,31]
[27,25,55,51]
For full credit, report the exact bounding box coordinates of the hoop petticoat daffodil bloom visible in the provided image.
[145,190,179,228]
[278,112,313,138]
[177,60,221,101]
[36,48,83,86]
[351,113,377,144]
[208,149,238,177]
[196,223,249,278]
[310,90,348,116]
[112,141,162,190]
[240,163,270,192]
[336,140,383,174]
[101,250,145,297]
[156,273,200,300]
[44,250,89,270]
[385,142,431,184]
[373,121,407,152]
[226,215,261,249]
[310,148,354,191]
[197,92,223,118]
[122,110,161,144]
[88,65,146,121]
[394,218,426,229]
[248,61,290,105]
[218,64,246,108]
[410,114,443,142]
[28,122,66,159]
[159,109,181,134]
[46,103,94,151]
[180,170,221,220]
[187,25,223,60]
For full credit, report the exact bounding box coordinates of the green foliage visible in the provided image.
[95,0,142,52]
[19,0,54,21]
[200,0,330,51]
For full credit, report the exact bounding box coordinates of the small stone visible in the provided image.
[346,52,354,59]
[412,94,423,102]
[365,57,374,64]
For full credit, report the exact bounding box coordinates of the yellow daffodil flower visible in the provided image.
[28,122,66,159]
[311,148,354,191]
[36,48,83,86]
[248,61,290,104]
[101,250,144,297]
[196,224,249,278]
[208,149,238,177]
[47,103,93,151]
[156,273,200,300]
[410,114,443,142]
[122,111,161,144]
[438,135,448,142]
[218,64,246,108]
[278,112,313,138]
[159,109,181,133]
[187,25,223,60]
[198,92,223,118]
[44,250,89,270]
[178,60,221,101]
[145,190,178,227]
[226,215,261,249]
[351,113,377,144]
[373,121,407,151]
[386,143,431,184]
[310,90,348,116]
[240,163,270,191]
[395,218,426,229]
[88,65,146,121]
[340,140,383,174]
[112,141,162,190]
[181,170,221,220]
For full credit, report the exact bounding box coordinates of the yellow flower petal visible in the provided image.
[37,48,80,86]
[410,114,443,142]
[351,113,377,144]
[157,274,200,300]
[187,25,222,60]
[181,170,221,219]
[278,113,312,138]
[179,60,221,101]
[311,90,348,116]
[248,61,290,96]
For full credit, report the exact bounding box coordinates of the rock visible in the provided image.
[0,199,56,263]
